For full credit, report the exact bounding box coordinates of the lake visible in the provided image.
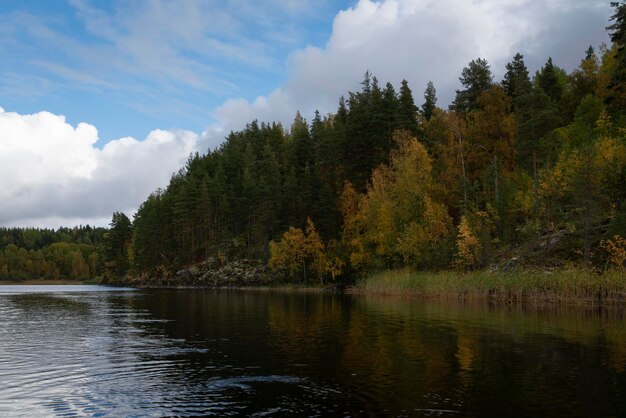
[0,286,624,417]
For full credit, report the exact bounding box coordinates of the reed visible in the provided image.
[356,268,626,305]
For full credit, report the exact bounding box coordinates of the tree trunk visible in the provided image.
[455,119,468,212]
[532,150,539,213]
[583,146,592,265]
[493,155,499,205]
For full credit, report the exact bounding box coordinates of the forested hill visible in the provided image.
[0,226,106,281]
[104,3,626,282]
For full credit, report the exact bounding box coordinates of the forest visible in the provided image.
[0,226,106,281]
[3,3,626,284]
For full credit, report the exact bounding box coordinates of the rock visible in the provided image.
[125,258,272,288]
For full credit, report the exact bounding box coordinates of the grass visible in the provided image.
[243,282,330,292]
[356,268,626,305]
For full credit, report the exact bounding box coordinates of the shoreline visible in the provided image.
[0,279,91,285]
[116,267,626,307]
[4,269,626,306]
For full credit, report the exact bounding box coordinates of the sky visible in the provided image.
[0,0,614,228]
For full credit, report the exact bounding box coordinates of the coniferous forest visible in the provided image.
[3,3,626,285]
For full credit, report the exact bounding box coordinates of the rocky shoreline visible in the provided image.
[111,257,274,288]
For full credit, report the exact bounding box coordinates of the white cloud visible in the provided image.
[0,0,614,227]
[0,108,200,227]
[212,0,611,130]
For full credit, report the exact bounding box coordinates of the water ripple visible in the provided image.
[0,287,345,417]
[3,286,619,417]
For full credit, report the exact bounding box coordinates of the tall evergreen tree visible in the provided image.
[292,112,317,223]
[514,87,562,211]
[379,82,399,140]
[536,57,564,102]
[104,212,133,279]
[606,1,626,117]
[422,81,437,121]
[502,53,532,105]
[344,73,376,191]
[451,58,494,114]
[397,79,418,134]
[367,76,389,166]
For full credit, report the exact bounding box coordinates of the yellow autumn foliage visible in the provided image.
[269,218,342,283]
[396,196,453,266]
[340,182,371,269]
[600,235,626,270]
[454,215,481,270]
[539,150,581,203]
[341,131,453,269]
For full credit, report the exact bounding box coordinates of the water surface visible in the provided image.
[0,286,624,417]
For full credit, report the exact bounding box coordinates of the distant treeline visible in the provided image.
[0,227,106,281]
[98,2,626,284]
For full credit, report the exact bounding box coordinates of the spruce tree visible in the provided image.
[422,81,437,121]
[397,79,418,134]
[104,212,133,279]
[607,1,626,117]
[502,53,532,105]
[345,73,376,191]
[536,57,563,102]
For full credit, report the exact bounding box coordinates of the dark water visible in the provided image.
[0,286,625,417]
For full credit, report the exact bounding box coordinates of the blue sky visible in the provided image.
[0,0,614,227]
[0,0,352,144]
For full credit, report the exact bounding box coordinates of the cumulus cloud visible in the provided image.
[0,0,615,227]
[213,0,611,131]
[0,108,201,227]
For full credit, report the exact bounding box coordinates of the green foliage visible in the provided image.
[397,79,419,134]
[607,1,626,116]
[536,57,566,103]
[0,230,103,282]
[451,58,494,114]
[503,52,532,104]
[341,132,454,271]
[421,81,437,121]
[101,10,626,284]
[121,74,425,279]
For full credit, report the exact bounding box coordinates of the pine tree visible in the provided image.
[451,58,494,114]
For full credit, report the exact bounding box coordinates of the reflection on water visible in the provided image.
[0,286,624,417]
